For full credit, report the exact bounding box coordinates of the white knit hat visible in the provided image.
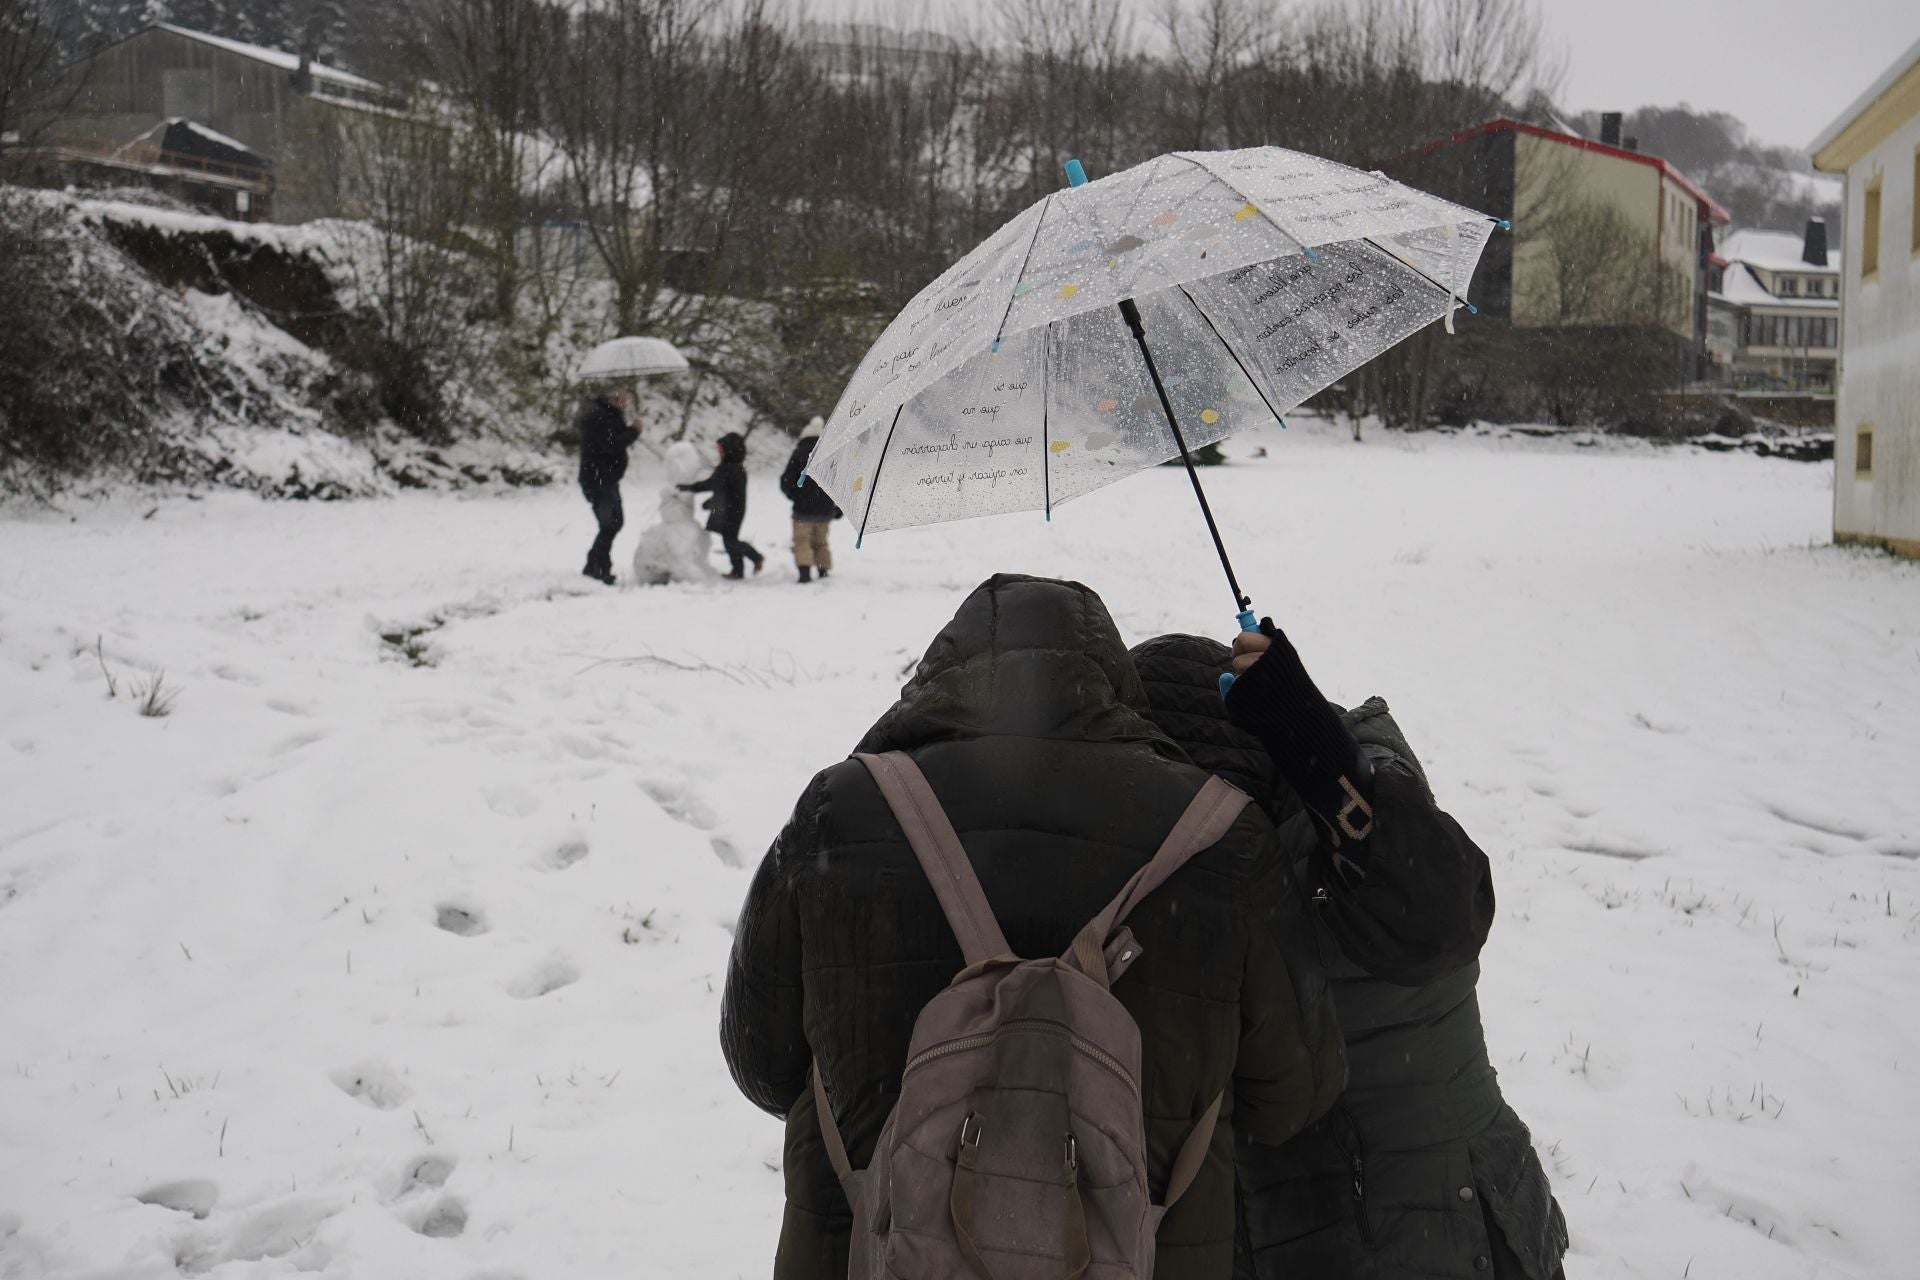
[800,416,825,439]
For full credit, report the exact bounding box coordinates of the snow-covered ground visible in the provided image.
[2,419,1916,1279]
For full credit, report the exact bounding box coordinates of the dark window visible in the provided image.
[1857,427,1873,476]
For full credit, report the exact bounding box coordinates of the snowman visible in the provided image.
[632,440,720,585]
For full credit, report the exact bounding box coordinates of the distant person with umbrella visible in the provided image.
[577,385,638,585]
[570,335,691,586]
[779,417,842,583]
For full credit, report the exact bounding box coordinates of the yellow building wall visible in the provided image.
[1823,98,1920,555]
[1510,133,1694,337]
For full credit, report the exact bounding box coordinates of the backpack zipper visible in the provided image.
[903,1019,1138,1095]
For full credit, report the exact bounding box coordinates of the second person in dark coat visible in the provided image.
[680,431,763,578]
[1132,631,1570,1280]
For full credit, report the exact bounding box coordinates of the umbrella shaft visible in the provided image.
[1118,298,1250,614]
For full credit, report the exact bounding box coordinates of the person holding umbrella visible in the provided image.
[779,417,842,583]
[576,384,639,585]
[570,335,690,586]
[1131,628,1569,1280]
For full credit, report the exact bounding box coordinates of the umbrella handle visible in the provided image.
[1218,609,1262,698]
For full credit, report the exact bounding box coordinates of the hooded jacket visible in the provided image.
[685,432,749,536]
[1131,634,1568,1280]
[780,419,841,521]
[721,576,1346,1280]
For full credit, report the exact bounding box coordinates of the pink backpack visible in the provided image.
[813,751,1252,1279]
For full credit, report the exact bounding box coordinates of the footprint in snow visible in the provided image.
[136,1178,219,1219]
[435,903,488,936]
[637,778,718,830]
[506,957,579,999]
[329,1061,411,1109]
[413,1197,468,1238]
[398,1153,456,1197]
[538,838,589,871]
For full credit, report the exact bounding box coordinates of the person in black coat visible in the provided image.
[720,575,1346,1280]
[679,432,763,578]
[576,387,639,585]
[779,417,842,584]
[1131,630,1569,1280]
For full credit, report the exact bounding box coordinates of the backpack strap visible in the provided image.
[1066,777,1251,988]
[854,752,1013,968]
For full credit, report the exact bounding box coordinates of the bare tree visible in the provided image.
[0,0,88,171]
[413,0,564,321]
[338,105,489,440]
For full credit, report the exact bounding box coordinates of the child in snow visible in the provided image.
[679,432,764,579]
[778,416,842,583]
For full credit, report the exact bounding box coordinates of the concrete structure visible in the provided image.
[1812,34,1920,559]
[1387,118,1729,372]
[41,23,395,223]
[1707,223,1842,392]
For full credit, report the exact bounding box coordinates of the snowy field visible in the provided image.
[2,418,1916,1280]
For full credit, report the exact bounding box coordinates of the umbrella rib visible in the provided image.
[1041,321,1053,520]
[1357,235,1460,307]
[1175,283,1290,430]
[855,404,905,550]
[1173,151,1313,258]
[989,194,1054,352]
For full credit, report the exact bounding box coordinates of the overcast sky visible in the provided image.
[819,0,1917,153]
[1544,0,1920,150]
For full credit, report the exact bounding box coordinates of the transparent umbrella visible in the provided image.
[804,147,1502,625]
[573,335,690,382]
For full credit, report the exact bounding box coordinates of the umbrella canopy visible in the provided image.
[573,335,689,382]
[805,148,1497,542]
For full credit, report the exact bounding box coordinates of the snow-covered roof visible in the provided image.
[1711,261,1837,311]
[175,118,254,155]
[1718,228,1841,275]
[153,23,380,91]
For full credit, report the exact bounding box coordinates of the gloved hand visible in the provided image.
[1223,619,1376,850]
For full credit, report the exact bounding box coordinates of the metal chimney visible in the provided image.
[1600,112,1623,146]
[1802,217,1829,266]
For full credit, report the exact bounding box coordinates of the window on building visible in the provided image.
[1779,276,1798,295]
[1862,176,1882,279]
[1913,147,1920,255]
[162,69,213,119]
[1857,427,1873,476]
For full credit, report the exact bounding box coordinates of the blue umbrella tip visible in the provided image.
[1064,158,1088,188]
[991,339,1000,353]
[1303,246,1320,262]
[1495,218,1513,231]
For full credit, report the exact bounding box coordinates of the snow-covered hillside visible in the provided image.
[1,420,1915,1278]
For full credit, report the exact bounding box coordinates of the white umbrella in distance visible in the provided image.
[573,335,690,382]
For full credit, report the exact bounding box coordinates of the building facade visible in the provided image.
[1386,118,1729,369]
[42,23,393,223]
[1812,34,1920,559]
[1707,223,1843,392]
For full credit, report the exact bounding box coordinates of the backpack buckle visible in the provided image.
[959,1114,984,1150]
[1064,1132,1078,1174]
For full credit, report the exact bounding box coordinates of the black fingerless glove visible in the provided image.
[1223,619,1376,851]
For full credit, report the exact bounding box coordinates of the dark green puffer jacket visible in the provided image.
[721,576,1347,1280]
[1131,635,1569,1280]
